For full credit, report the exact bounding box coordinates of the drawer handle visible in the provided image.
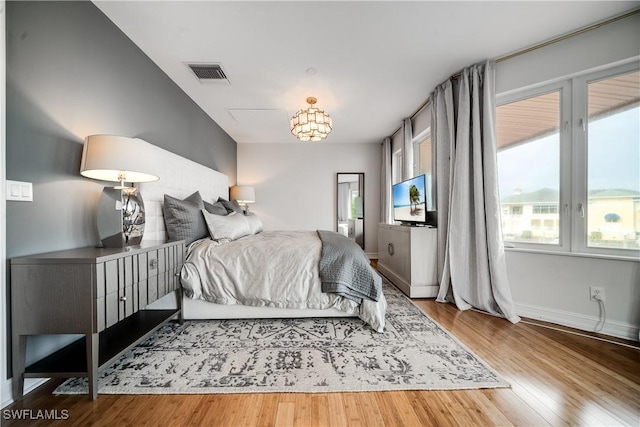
[119,296,127,302]
[149,259,158,269]
[388,243,395,256]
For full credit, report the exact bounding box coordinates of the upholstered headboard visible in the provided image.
[137,144,229,242]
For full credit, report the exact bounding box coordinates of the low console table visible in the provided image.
[11,240,185,400]
[377,223,438,298]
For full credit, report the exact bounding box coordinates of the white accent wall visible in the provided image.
[495,13,640,340]
[237,143,381,257]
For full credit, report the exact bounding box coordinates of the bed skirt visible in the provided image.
[147,292,358,319]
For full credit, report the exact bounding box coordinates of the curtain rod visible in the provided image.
[388,7,639,140]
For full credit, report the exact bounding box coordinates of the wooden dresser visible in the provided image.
[11,240,185,400]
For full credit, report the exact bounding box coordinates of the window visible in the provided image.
[497,62,639,257]
[350,189,359,219]
[497,89,563,246]
[417,135,432,175]
[392,149,403,184]
[581,70,640,251]
[532,205,559,214]
[413,131,434,210]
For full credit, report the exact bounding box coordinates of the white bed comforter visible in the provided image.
[181,231,386,332]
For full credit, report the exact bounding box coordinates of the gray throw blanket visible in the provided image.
[317,230,382,303]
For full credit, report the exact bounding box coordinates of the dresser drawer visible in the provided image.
[379,225,411,279]
[138,251,160,280]
[97,261,139,330]
[95,242,183,332]
[154,244,184,300]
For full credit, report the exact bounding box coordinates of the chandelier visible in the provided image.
[290,97,333,142]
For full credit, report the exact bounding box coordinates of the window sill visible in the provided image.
[503,246,640,262]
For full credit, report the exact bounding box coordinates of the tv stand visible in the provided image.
[377,223,438,298]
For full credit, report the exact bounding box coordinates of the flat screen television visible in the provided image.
[392,174,435,226]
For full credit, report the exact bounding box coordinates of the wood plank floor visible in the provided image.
[2,299,639,427]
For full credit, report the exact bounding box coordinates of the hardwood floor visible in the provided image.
[2,299,639,427]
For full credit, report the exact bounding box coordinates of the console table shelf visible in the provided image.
[24,309,178,377]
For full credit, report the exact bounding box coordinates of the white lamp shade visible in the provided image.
[80,135,160,183]
[230,186,255,204]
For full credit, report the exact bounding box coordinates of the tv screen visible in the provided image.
[393,175,427,224]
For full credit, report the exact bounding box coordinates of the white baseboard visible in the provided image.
[1,378,49,409]
[516,303,639,342]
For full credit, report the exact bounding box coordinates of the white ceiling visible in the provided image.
[94,1,638,145]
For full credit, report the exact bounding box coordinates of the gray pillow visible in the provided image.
[202,210,251,241]
[163,191,208,245]
[204,200,228,216]
[217,197,244,214]
[245,213,263,235]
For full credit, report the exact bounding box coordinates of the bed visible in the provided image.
[138,144,386,332]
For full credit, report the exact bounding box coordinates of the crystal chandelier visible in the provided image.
[290,97,333,142]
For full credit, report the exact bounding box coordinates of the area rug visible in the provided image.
[55,283,508,395]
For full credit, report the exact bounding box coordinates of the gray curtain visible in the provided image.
[432,61,520,323]
[380,137,393,224]
[402,118,413,180]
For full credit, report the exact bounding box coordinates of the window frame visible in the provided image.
[496,61,640,259]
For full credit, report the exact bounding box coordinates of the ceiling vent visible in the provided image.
[186,63,229,84]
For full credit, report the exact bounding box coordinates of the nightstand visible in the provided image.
[11,240,185,400]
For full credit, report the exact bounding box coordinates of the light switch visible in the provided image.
[6,180,33,202]
[10,184,20,197]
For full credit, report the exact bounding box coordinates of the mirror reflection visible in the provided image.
[336,173,364,249]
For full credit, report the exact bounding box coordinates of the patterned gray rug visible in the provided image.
[55,284,508,394]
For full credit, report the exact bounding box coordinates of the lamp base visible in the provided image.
[97,187,145,247]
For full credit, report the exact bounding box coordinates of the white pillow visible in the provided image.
[202,210,251,241]
[245,213,263,235]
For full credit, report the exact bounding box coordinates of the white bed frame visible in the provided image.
[138,144,356,319]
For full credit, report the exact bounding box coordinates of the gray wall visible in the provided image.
[6,0,237,254]
[6,1,237,369]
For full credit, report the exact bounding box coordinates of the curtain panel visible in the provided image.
[432,61,520,323]
[380,137,393,224]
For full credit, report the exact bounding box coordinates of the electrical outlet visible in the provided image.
[590,286,606,302]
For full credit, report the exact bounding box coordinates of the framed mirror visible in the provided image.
[336,173,364,249]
